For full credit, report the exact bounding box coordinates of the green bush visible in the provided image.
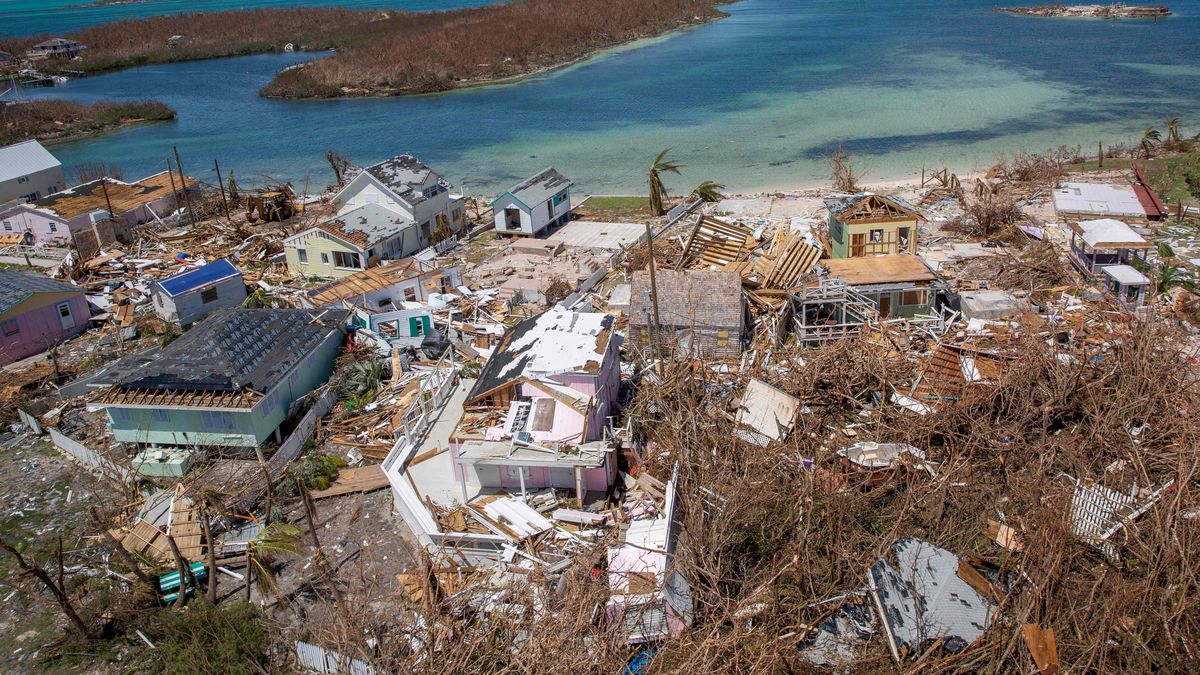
[302,454,347,490]
[146,599,268,674]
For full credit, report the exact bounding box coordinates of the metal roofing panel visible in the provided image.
[157,259,242,298]
[0,140,61,184]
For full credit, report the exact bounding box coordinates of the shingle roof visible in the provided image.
[156,259,242,298]
[467,309,616,402]
[629,269,743,329]
[319,203,415,249]
[0,140,61,184]
[349,154,445,206]
[0,269,80,314]
[110,308,347,396]
[502,167,571,207]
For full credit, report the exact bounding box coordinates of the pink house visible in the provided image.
[0,270,90,366]
[0,171,198,247]
[451,308,622,501]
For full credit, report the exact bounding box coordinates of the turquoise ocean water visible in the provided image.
[3,0,1199,194]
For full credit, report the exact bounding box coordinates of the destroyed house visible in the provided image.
[628,269,746,358]
[0,172,198,247]
[97,308,347,448]
[1066,218,1152,278]
[151,258,247,327]
[332,153,464,240]
[821,254,941,319]
[300,258,460,310]
[284,204,425,278]
[825,193,922,258]
[676,215,822,290]
[1053,173,1165,223]
[607,464,693,643]
[490,167,573,236]
[912,342,1009,403]
[0,270,89,367]
[451,309,620,500]
[26,37,85,59]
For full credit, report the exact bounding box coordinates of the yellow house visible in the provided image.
[284,204,424,279]
[825,193,923,258]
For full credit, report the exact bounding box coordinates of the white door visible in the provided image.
[57,303,75,331]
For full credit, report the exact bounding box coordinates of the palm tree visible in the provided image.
[648,149,686,216]
[1141,127,1161,159]
[691,180,726,203]
[245,522,302,603]
[1165,117,1181,145]
[1156,264,1196,295]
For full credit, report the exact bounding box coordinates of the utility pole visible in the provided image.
[643,220,662,362]
[165,157,180,213]
[100,177,116,221]
[213,159,230,223]
[173,146,196,227]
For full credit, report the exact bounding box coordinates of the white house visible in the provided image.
[151,258,247,327]
[286,154,466,278]
[332,154,465,239]
[490,168,572,237]
[0,140,65,209]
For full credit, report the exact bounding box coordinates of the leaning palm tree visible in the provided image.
[245,522,302,603]
[1141,127,1161,158]
[1165,117,1181,145]
[691,180,726,203]
[648,148,686,216]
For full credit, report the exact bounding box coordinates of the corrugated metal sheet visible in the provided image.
[0,139,60,183]
[295,641,375,675]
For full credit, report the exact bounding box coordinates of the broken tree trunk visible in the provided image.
[91,507,154,587]
[164,533,198,608]
[198,500,218,604]
[0,537,95,639]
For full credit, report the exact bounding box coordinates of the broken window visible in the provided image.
[48,222,57,233]
[200,287,219,304]
[900,290,923,306]
[403,287,417,302]
[378,321,398,338]
[898,226,911,249]
[320,252,330,265]
[333,251,362,269]
[869,228,884,243]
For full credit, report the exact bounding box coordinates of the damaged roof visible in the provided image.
[822,254,938,286]
[493,167,572,208]
[33,172,197,220]
[868,538,996,660]
[467,309,616,403]
[0,269,80,314]
[318,203,415,249]
[351,154,445,206]
[101,308,346,405]
[629,269,743,328]
[824,193,920,222]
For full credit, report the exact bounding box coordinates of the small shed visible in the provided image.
[490,168,573,237]
[628,269,745,358]
[152,258,246,327]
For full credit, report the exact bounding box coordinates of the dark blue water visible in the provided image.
[6,0,1199,193]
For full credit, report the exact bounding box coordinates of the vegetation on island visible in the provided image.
[0,98,175,146]
[0,0,727,98]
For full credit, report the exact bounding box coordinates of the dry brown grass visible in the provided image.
[0,99,174,146]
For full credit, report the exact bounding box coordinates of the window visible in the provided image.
[420,221,431,240]
[320,252,330,265]
[48,222,57,233]
[297,248,308,264]
[716,329,730,348]
[367,248,376,260]
[201,410,234,429]
[901,290,924,306]
[869,228,884,243]
[551,190,569,207]
[150,408,170,422]
[377,298,392,308]
[898,227,912,248]
[22,193,37,203]
[333,251,362,269]
[452,207,463,222]
[200,287,219,303]
[1,319,18,336]
[410,315,426,336]
[403,287,417,302]
[16,175,28,184]
[547,201,554,219]
[2,221,10,231]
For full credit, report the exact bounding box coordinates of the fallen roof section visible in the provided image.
[822,254,938,286]
[34,171,197,220]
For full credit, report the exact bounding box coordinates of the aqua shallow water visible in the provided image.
[5,0,1200,194]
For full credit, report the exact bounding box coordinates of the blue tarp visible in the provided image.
[157,259,241,298]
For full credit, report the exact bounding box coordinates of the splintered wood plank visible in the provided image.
[311,465,389,499]
[169,487,204,562]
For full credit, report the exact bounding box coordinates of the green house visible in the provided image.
[98,308,348,448]
[825,193,923,259]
